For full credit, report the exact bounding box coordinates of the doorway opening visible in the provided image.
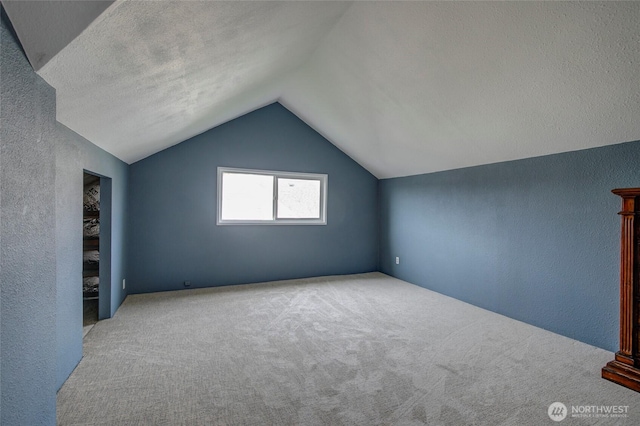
[82,172,101,336]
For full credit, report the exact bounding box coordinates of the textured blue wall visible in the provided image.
[379,140,640,351]
[128,103,378,293]
[1,11,130,421]
[1,11,57,423]
[55,123,129,389]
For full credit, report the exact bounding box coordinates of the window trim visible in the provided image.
[217,167,328,225]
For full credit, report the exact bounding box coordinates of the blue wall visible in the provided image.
[1,10,130,424]
[379,140,640,351]
[55,123,129,389]
[2,4,637,420]
[128,103,378,293]
[1,10,57,423]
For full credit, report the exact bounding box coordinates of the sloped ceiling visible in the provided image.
[1,0,113,70]
[4,1,640,179]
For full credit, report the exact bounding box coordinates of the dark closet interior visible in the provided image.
[83,173,100,334]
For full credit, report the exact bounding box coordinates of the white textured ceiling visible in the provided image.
[2,0,114,70]
[281,1,640,177]
[6,1,640,178]
[35,0,351,164]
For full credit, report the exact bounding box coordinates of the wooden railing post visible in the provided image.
[602,188,640,392]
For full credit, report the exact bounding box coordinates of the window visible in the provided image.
[217,167,327,225]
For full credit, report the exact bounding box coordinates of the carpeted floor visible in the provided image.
[57,273,639,425]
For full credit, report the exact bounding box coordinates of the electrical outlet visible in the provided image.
[395,257,400,265]
[122,279,126,290]
[184,281,191,287]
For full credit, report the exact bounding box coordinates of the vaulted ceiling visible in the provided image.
[4,1,640,179]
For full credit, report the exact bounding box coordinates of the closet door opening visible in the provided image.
[82,172,101,336]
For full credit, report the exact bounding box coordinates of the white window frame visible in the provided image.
[217,167,328,225]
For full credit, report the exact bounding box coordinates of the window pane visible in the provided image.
[221,173,273,220]
[277,178,321,219]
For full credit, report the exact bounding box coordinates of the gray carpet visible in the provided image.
[57,273,639,425]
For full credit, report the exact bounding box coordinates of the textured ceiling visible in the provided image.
[2,0,113,70]
[5,1,640,178]
[34,0,351,164]
[281,1,640,177]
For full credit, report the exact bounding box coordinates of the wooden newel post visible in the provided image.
[602,188,640,392]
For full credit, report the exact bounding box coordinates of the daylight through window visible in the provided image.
[217,167,327,225]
